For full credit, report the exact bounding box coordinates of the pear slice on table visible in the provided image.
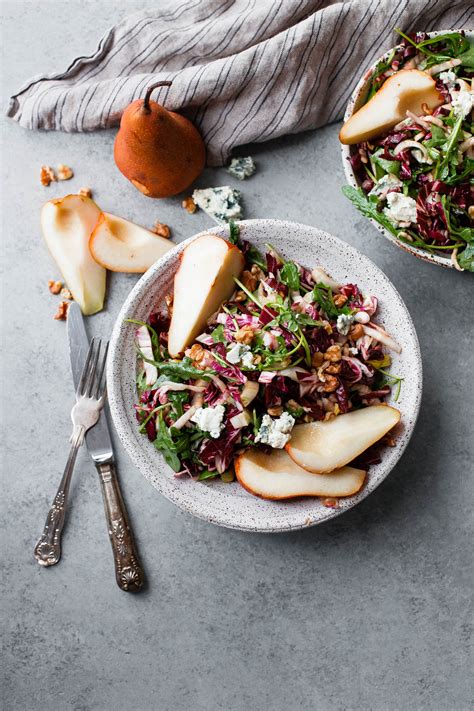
[286,405,400,473]
[235,448,366,500]
[41,194,106,315]
[167,234,244,357]
[89,213,172,273]
[339,69,443,145]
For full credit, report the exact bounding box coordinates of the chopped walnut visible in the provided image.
[267,405,283,417]
[333,294,348,307]
[311,351,324,367]
[468,205,474,220]
[60,287,73,300]
[250,264,265,280]
[54,301,70,320]
[325,363,341,374]
[322,375,338,393]
[321,320,333,335]
[186,343,206,365]
[48,279,62,295]
[78,187,92,198]
[323,498,339,508]
[324,344,342,362]
[350,323,365,341]
[41,166,56,186]
[235,325,255,345]
[253,354,262,365]
[153,221,171,238]
[165,294,173,316]
[241,270,258,292]
[182,197,197,214]
[234,290,247,302]
[57,164,74,181]
[324,411,337,421]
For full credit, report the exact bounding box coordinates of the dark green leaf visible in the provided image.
[372,149,400,176]
[211,324,226,343]
[342,185,399,237]
[280,261,300,290]
[459,44,474,68]
[457,244,474,272]
[198,470,219,480]
[228,220,240,244]
[159,357,214,381]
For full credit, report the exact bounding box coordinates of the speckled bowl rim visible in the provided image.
[341,29,472,270]
[108,219,422,533]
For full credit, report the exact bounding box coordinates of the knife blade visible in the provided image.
[67,302,144,592]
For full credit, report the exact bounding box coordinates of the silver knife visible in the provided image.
[68,302,144,592]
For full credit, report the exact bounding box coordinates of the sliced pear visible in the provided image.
[235,448,366,500]
[41,194,106,315]
[286,405,400,473]
[340,69,442,145]
[168,234,244,357]
[89,212,172,273]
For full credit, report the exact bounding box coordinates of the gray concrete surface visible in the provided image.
[1,2,473,710]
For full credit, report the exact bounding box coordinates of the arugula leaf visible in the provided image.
[228,220,240,244]
[342,185,399,237]
[457,244,474,272]
[154,412,182,471]
[425,125,446,149]
[372,148,400,176]
[167,391,189,418]
[436,113,463,181]
[367,48,396,100]
[312,284,351,320]
[198,470,219,481]
[280,261,300,290]
[211,324,226,343]
[459,44,474,68]
[159,357,214,381]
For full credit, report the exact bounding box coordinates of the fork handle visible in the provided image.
[96,462,144,592]
[34,429,83,566]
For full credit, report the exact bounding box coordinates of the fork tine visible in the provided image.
[77,340,95,397]
[85,339,102,398]
[95,341,109,400]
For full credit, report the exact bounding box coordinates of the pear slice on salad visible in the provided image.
[339,69,443,145]
[286,405,400,473]
[41,194,106,315]
[168,234,244,357]
[235,448,366,500]
[89,212,172,273]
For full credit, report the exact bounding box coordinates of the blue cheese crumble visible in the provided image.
[451,89,474,119]
[227,156,256,181]
[336,313,354,336]
[191,405,225,439]
[255,412,295,449]
[226,343,256,369]
[383,192,417,226]
[369,174,402,197]
[192,186,242,223]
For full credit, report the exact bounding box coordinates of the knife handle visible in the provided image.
[96,462,144,592]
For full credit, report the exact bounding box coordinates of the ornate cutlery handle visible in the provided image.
[96,462,144,592]
[34,429,83,566]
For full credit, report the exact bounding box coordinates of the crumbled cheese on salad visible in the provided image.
[191,405,225,439]
[451,89,474,119]
[227,156,256,181]
[384,192,417,226]
[439,70,457,90]
[255,412,295,449]
[369,174,402,197]
[241,350,256,369]
[336,314,354,336]
[226,343,255,368]
[192,186,242,223]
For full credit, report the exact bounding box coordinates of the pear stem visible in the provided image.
[143,81,173,112]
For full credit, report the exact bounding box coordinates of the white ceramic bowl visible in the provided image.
[341,30,473,270]
[108,220,422,532]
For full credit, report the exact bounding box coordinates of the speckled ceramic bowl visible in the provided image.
[341,30,473,270]
[108,220,422,532]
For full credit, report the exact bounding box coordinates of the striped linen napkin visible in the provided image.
[7,0,472,165]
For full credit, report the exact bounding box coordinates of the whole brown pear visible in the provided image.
[114,81,206,198]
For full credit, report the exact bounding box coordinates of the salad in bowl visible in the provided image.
[130,223,404,503]
[108,220,422,531]
[341,30,473,271]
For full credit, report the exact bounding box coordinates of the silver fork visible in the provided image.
[34,338,109,567]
